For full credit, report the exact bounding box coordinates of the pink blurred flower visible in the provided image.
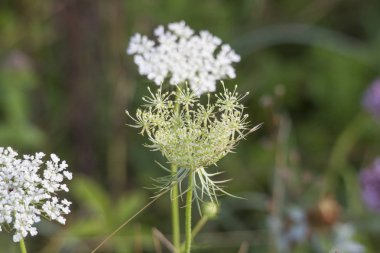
[362,79,380,119]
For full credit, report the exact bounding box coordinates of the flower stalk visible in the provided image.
[180,214,210,252]
[19,239,27,253]
[171,163,181,252]
[171,87,182,253]
[184,173,194,253]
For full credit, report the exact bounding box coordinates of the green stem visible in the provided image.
[19,239,27,253]
[322,113,368,195]
[171,164,181,252]
[191,216,208,241]
[171,86,182,253]
[271,115,290,253]
[184,174,194,253]
[180,215,209,252]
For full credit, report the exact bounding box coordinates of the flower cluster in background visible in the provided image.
[268,205,365,253]
[127,21,241,95]
[0,147,72,242]
[362,78,380,119]
[359,158,380,212]
[277,207,308,252]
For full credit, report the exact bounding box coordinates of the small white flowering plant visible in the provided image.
[122,21,254,253]
[127,21,241,96]
[126,83,259,253]
[127,84,255,202]
[0,147,72,252]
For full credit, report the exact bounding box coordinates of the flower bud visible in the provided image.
[203,202,219,219]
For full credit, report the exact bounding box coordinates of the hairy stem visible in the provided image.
[171,87,181,253]
[185,174,194,253]
[180,215,209,252]
[19,239,27,253]
[171,164,181,252]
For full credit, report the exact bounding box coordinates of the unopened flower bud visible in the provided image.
[203,202,219,219]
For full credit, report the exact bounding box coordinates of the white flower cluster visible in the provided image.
[0,147,72,242]
[127,21,241,96]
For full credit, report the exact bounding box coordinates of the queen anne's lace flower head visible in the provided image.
[126,84,259,207]
[127,21,241,96]
[0,147,72,242]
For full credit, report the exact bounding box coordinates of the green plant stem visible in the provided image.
[323,113,367,195]
[171,164,181,252]
[270,115,290,253]
[184,174,194,253]
[19,239,27,253]
[180,215,209,252]
[191,216,208,241]
[171,87,181,253]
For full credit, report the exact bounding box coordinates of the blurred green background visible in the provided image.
[1,0,380,252]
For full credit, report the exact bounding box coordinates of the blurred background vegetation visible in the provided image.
[1,0,380,252]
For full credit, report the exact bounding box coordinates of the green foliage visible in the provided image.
[45,176,149,253]
[0,63,44,148]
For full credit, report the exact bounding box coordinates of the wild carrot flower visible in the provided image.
[0,147,72,242]
[127,21,241,96]
[359,158,380,212]
[126,84,258,206]
[362,79,380,119]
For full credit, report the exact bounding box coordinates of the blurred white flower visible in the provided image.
[331,223,366,253]
[0,147,72,242]
[127,21,241,96]
[268,207,309,252]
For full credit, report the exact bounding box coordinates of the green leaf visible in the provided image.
[71,176,111,218]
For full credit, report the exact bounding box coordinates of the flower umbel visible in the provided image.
[127,21,241,96]
[0,147,72,242]
[127,84,258,205]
